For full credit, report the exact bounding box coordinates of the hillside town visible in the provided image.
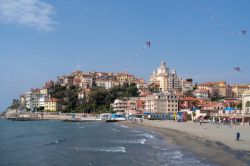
[9,61,250,125]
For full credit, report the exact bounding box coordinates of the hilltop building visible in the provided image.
[149,61,182,93]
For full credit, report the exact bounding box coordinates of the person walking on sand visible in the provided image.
[236,132,240,141]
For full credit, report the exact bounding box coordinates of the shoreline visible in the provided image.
[120,120,250,166]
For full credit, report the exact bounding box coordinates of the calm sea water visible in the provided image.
[0,119,215,166]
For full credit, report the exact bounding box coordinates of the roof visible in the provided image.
[198,81,226,87]
[136,100,145,106]
[194,89,209,93]
[201,102,225,107]
[179,97,199,101]
[47,98,61,102]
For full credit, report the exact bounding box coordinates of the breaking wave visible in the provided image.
[108,128,120,133]
[137,133,155,139]
[73,147,126,153]
[46,138,65,145]
[113,139,146,145]
[113,123,128,128]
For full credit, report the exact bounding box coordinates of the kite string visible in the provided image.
[125,44,148,72]
[192,1,244,36]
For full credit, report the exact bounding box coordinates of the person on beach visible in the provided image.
[236,132,240,141]
[200,119,202,125]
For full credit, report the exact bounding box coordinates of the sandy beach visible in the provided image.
[121,120,250,166]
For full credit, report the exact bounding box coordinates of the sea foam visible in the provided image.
[74,147,126,153]
[137,133,155,139]
[113,139,146,145]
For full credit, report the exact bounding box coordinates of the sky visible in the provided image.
[0,0,250,111]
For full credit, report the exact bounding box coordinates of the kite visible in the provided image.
[233,67,241,72]
[146,41,151,47]
[241,30,247,36]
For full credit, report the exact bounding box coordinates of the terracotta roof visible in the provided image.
[180,97,199,101]
[201,102,225,107]
[194,89,209,93]
[47,98,61,102]
[198,81,226,86]
[136,100,145,106]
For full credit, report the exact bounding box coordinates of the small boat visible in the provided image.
[105,114,127,122]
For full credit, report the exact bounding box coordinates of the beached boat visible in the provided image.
[105,114,127,122]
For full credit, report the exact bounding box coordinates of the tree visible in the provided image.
[9,99,20,109]
[37,106,44,112]
[211,91,225,101]
[184,90,194,97]
[48,83,140,113]
[193,83,198,90]
[236,103,242,109]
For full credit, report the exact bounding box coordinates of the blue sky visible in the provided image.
[0,0,250,111]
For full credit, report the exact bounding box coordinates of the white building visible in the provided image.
[111,99,128,114]
[25,91,40,110]
[39,95,49,107]
[150,61,181,93]
[96,79,114,89]
[142,93,178,113]
[142,95,158,113]
[242,90,250,114]
[24,89,49,110]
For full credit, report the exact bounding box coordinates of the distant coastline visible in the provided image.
[1,108,100,121]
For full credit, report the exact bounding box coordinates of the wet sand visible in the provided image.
[121,120,250,166]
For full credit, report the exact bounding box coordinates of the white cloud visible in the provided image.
[0,0,56,31]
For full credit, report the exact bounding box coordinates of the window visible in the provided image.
[246,101,250,107]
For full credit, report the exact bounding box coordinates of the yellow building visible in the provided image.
[116,73,136,83]
[40,88,48,95]
[232,84,250,98]
[44,98,61,112]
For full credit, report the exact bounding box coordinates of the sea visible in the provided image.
[0,119,217,166]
